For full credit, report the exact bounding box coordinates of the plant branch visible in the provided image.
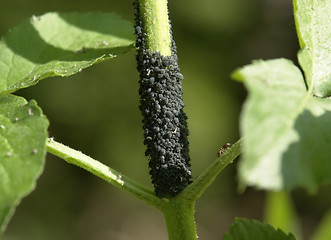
[138,0,172,55]
[180,138,243,201]
[161,199,198,240]
[46,138,165,208]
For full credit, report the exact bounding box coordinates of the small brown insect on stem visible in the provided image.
[218,143,232,157]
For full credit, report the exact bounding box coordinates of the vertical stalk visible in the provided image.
[264,191,301,239]
[161,199,198,240]
[135,0,192,198]
[134,0,197,237]
[138,0,172,55]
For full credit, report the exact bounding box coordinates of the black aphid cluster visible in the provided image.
[134,1,192,197]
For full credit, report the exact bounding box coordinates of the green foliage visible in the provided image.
[0,12,135,96]
[1,0,331,239]
[0,12,135,235]
[294,0,331,97]
[223,218,296,240]
[233,0,331,193]
[0,95,48,234]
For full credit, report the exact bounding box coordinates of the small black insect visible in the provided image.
[218,143,232,157]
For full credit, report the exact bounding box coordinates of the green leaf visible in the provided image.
[0,12,135,96]
[294,0,331,97]
[233,0,331,192]
[223,218,296,240]
[0,95,49,235]
[233,59,331,192]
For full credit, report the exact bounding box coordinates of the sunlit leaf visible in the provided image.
[0,12,135,96]
[295,0,331,97]
[233,59,331,192]
[234,0,331,192]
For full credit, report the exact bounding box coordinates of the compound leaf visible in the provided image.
[0,12,135,96]
[0,95,49,234]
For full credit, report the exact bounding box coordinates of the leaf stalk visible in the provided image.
[46,139,165,208]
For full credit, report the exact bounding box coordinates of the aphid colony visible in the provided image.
[134,1,192,197]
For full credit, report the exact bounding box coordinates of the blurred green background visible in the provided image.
[1,0,331,239]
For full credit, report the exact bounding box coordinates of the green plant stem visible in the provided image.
[46,138,164,208]
[161,199,198,240]
[138,0,172,55]
[47,137,242,239]
[181,138,243,201]
[159,139,242,239]
[264,191,301,239]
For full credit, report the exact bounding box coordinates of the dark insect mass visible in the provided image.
[134,1,192,197]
